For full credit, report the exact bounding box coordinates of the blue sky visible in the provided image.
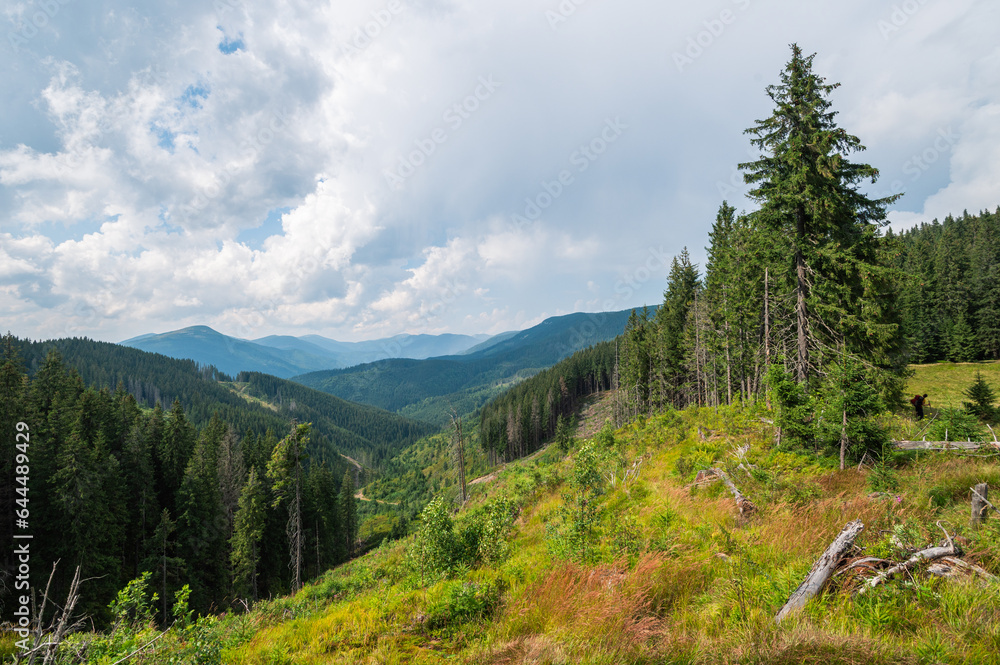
[1,0,998,343]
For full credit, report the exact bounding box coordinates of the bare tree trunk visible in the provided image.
[795,206,809,384]
[839,408,848,471]
[709,468,755,517]
[776,520,864,623]
[972,483,990,527]
[452,410,467,504]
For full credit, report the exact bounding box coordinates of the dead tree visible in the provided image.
[708,468,756,517]
[17,563,84,665]
[972,485,998,520]
[855,523,957,596]
[451,409,467,505]
[775,519,864,623]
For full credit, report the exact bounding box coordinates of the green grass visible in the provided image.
[22,391,1000,665]
[907,360,1000,411]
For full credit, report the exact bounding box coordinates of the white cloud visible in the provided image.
[1,0,998,341]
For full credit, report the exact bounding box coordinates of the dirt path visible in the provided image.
[354,487,399,506]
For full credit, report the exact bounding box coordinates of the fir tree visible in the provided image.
[962,372,997,423]
[338,469,358,559]
[740,44,901,386]
[267,422,310,592]
[231,467,267,600]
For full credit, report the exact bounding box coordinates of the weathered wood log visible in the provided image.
[894,441,986,451]
[832,556,892,579]
[927,556,999,583]
[709,467,756,517]
[972,483,990,527]
[775,519,864,623]
[855,543,956,595]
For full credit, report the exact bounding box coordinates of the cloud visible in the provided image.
[1,0,998,342]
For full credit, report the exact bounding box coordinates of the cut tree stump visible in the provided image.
[775,519,864,623]
[972,483,990,527]
[708,467,756,517]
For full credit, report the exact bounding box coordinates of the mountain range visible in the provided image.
[293,309,636,424]
[120,326,494,378]
[119,309,638,425]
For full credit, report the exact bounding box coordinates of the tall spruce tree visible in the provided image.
[231,467,267,600]
[740,44,901,386]
[338,469,358,559]
[267,422,309,592]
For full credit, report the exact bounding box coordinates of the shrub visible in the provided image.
[425,578,506,632]
[926,408,987,442]
[109,572,158,631]
[407,496,458,583]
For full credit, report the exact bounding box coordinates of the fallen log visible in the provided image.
[709,467,756,517]
[927,556,998,583]
[775,519,864,623]
[855,524,957,596]
[894,441,987,451]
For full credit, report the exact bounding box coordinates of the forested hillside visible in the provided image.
[893,208,1000,363]
[293,310,633,423]
[8,336,435,469]
[0,340,369,629]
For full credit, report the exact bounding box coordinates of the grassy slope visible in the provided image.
[40,383,1000,665]
[232,402,1000,664]
[908,360,1000,410]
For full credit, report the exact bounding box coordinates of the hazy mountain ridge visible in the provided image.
[292,309,638,421]
[120,326,492,378]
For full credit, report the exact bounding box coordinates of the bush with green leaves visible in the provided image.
[425,578,506,633]
[407,496,458,583]
[475,494,518,565]
[927,408,987,442]
[545,442,605,563]
[109,571,159,631]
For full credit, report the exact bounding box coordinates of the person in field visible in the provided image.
[910,393,928,420]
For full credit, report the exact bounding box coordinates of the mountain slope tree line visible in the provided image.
[481,45,999,468]
[0,342,359,627]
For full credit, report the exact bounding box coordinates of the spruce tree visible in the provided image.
[962,372,997,423]
[267,422,310,592]
[231,467,266,600]
[740,44,901,385]
[338,469,358,559]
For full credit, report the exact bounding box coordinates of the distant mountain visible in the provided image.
[10,336,437,469]
[120,327,490,378]
[292,309,636,424]
[120,326,333,378]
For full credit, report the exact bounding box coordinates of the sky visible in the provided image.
[1,0,998,344]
